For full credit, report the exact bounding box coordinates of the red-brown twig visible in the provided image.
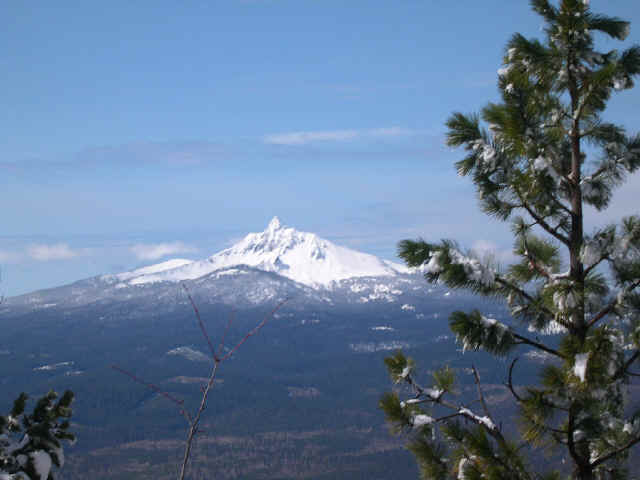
[182,284,218,362]
[178,360,219,480]
[113,284,288,480]
[220,298,288,362]
[111,365,185,407]
[216,307,235,358]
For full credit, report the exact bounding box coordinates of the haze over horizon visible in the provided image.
[3,1,640,296]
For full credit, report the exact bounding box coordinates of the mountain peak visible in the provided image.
[267,216,283,232]
[111,219,407,288]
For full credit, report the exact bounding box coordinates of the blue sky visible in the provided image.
[2,1,640,296]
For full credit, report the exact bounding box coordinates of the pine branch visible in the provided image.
[551,196,573,216]
[472,365,495,426]
[590,434,640,468]
[613,350,640,381]
[583,257,607,277]
[494,276,555,319]
[587,279,640,329]
[407,376,499,435]
[506,358,524,403]
[403,370,533,480]
[586,158,626,184]
[516,190,571,246]
[588,15,631,41]
[512,332,565,359]
[522,240,552,280]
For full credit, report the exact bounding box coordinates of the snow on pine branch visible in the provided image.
[459,407,497,431]
[533,155,562,185]
[573,353,590,383]
[424,248,496,288]
[553,290,577,312]
[580,225,638,269]
[471,139,498,170]
[411,414,435,428]
[458,315,511,353]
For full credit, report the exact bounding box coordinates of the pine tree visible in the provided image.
[381,1,640,479]
[0,390,75,480]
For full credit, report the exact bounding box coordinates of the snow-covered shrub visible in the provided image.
[0,391,75,480]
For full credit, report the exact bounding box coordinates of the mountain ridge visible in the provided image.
[2,219,440,316]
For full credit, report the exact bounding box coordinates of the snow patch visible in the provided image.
[527,320,567,335]
[459,407,496,430]
[580,240,602,266]
[30,450,52,480]
[554,291,577,311]
[112,259,194,282]
[412,415,434,428]
[573,353,589,382]
[458,458,470,480]
[525,350,554,363]
[33,361,74,372]
[167,346,209,362]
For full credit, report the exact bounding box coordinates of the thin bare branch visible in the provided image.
[433,412,465,423]
[217,307,236,357]
[220,298,288,361]
[111,365,185,407]
[179,360,220,480]
[182,284,219,362]
[506,358,524,403]
[512,332,565,359]
[472,365,494,424]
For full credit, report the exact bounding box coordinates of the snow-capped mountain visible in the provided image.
[108,217,408,289]
[4,217,477,319]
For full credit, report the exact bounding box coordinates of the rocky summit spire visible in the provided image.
[266,216,282,232]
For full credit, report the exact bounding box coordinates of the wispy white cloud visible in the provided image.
[264,129,359,145]
[27,243,83,261]
[369,127,417,137]
[0,250,23,264]
[130,242,197,261]
[263,126,420,145]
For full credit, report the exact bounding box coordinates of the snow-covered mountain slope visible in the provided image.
[107,217,408,289]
